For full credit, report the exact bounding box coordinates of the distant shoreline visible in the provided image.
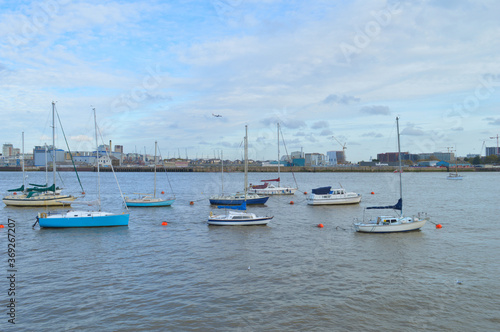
[1,165,497,172]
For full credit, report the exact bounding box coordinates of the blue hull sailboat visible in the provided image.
[125,198,175,207]
[209,129,269,205]
[36,106,129,228]
[125,141,176,207]
[208,127,273,226]
[38,211,129,227]
[209,194,269,205]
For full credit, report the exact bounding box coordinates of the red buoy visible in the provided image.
[289,201,294,205]
[162,221,168,226]
[318,223,324,228]
[189,201,194,205]
[13,192,17,195]
[0,225,4,228]
[436,224,442,229]
[161,191,165,194]
[371,192,375,195]
[304,192,308,195]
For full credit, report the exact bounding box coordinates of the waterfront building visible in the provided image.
[485,147,500,157]
[33,146,66,167]
[305,153,326,166]
[417,152,454,162]
[2,143,13,157]
[327,150,345,165]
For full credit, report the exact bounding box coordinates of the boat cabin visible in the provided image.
[377,216,398,225]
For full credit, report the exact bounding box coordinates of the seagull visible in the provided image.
[248,266,251,271]
[212,113,222,117]
[456,280,463,285]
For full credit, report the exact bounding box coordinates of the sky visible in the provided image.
[1,0,500,162]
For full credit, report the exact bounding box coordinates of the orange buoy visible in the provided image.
[371,192,375,195]
[303,192,308,195]
[289,201,294,205]
[161,221,168,226]
[436,224,442,229]
[318,223,324,228]
[0,225,4,228]
[189,201,194,205]
[161,191,165,194]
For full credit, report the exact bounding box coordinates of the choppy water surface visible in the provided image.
[1,171,499,331]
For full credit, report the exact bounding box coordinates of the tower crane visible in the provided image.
[331,136,347,163]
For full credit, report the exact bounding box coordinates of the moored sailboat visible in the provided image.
[208,125,273,225]
[248,123,297,195]
[125,141,175,207]
[3,105,76,207]
[36,107,129,228]
[209,126,269,205]
[354,117,428,233]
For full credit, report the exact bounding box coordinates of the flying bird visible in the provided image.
[212,113,222,117]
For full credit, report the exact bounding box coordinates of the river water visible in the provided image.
[0,170,499,331]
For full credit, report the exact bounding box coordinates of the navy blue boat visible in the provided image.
[209,192,269,205]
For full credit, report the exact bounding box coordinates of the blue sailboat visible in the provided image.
[36,107,129,228]
[125,141,175,207]
[209,126,269,205]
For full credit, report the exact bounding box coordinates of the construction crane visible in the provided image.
[331,136,347,163]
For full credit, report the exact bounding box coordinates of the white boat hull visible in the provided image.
[3,194,76,207]
[354,218,427,233]
[248,186,297,195]
[208,211,273,226]
[307,193,361,205]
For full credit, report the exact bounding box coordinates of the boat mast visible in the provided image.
[154,141,157,198]
[221,150,224,194]
[22,132,25,190]
[52,101,56,193]
[277,122,280,187]
[396,116,403,216]
[244,125,248,201]
[45,144,48,185]
[94,107,101,211]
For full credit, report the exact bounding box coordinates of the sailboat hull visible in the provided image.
[209,196,269,205]
[248,186,297,195]
[38,211,129,227]
[3,195,76,207]
[125,198,175,207]
[208,211,273,226]
[354,219,427,233]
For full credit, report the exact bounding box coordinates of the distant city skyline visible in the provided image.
[1,1,500,162]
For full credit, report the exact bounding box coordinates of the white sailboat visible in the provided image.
[447,150,463,180]
[208,125,273,226]
[124,141,175,207]
[354,117,428,233]
[3,103,76,207]
[36,107,129,228]
[248,122,298,195]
